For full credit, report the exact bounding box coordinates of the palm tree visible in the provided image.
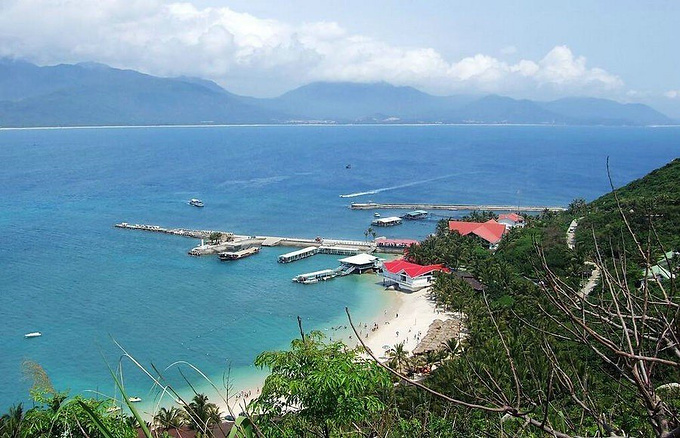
[184,394,221,435]
[387,342,411,374]
[153,406,186,431]
[364,227,376,242]
[0,404,24,438]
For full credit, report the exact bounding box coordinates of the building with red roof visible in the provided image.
[448,219,507,248]
[498,213,525,229]
[381,259,449,291]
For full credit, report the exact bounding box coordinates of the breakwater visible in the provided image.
[349,202,565,212]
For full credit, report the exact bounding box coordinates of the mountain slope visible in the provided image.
[541,97,673,125]
[265,81,475,121]
[0,60,288,126]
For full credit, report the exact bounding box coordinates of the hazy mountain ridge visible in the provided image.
[0,59,673,127]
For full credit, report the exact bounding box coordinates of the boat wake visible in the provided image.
[339,174,456,198]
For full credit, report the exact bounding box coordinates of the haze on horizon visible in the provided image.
[1,0,679,117]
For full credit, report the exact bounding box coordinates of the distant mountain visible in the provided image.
[539,97,672,125]
[264,81,476,122]
[0,59,673,127]
[0,59,288,126]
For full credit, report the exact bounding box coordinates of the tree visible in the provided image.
[184,394,220,435]
[208,231,223,244]
[387,342,411,375]
[567,197,587,215]
[253,330,391,438]
[364,227,376,242]
[0,404,24,438]
[153,406,186,431]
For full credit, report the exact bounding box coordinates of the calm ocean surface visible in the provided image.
[0,125,678,410]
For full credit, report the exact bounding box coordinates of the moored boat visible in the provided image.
[218,246,260,260]
[403,210,428,220]
[128,397,142,403]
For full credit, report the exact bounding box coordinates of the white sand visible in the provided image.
[360,287,445,360]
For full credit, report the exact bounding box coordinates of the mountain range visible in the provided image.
[0,59,674,127]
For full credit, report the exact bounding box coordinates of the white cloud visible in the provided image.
[664,90,680,99]
[0,0,625,97]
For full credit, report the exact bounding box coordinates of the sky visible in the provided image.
[1,0,679,116]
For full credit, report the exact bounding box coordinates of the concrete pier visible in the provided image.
[114,222,377,256]
[350,202,565,212]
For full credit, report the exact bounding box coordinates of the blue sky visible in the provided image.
[1,0,679,116]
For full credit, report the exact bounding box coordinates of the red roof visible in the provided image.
[498,213,524,223]
[383,259,449,278]
[448,219,506,244]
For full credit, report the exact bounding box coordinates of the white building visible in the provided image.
[381,259,449,292]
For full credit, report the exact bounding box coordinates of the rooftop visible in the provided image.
[339,253,379,265]
[383,259,449,278]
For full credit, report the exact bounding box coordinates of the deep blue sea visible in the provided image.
[0,125,678,411]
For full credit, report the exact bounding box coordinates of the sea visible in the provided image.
[0,124,678,412]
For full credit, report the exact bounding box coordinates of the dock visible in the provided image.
[350,202,565,212]
[115,222,377,257]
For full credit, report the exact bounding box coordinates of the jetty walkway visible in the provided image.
[114,222,375,257]
[350,202,565,212]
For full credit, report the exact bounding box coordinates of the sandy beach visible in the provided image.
[209,285,446,416]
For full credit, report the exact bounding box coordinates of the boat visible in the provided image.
[293,269,337,284]
[374,212,381,218]
[218,246,260,261]
[188,198,204,208]
[346,164,352,169]
[24,332,42,338]
[403,210,428,220]
[371,216,402,227]
[128,397,142,403]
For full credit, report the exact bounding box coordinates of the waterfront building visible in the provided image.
[338,253,380,275]
[498,213,525,229]
[448,219,506,249]
[381,259,449,292]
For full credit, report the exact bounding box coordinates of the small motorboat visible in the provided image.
[24,332,42,338]
[374,212,381,218]
[345,164,352,169]
[188,198,204,208]
[128,397,142,403]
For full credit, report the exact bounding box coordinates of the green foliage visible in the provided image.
[208,231,223,243]
[253,331,391,437]
[577,158,680,261]
[183,394,220,434]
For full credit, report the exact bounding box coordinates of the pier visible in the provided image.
[115,222,377,257]
[350,202,565,212]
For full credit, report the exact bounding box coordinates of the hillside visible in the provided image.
[0,60,288,126]
[576,158,680,259]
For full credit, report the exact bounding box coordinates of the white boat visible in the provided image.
[128,397,142,403]
[24,332,42,338]
[374,212,381,218]
[218,246,260,260]
[188,198,204,208]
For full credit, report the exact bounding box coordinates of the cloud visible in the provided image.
[0,0,624,97]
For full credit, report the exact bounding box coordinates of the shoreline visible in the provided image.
[209,283,444,418]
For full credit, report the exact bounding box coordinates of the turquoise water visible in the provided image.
[0,125,678,410]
